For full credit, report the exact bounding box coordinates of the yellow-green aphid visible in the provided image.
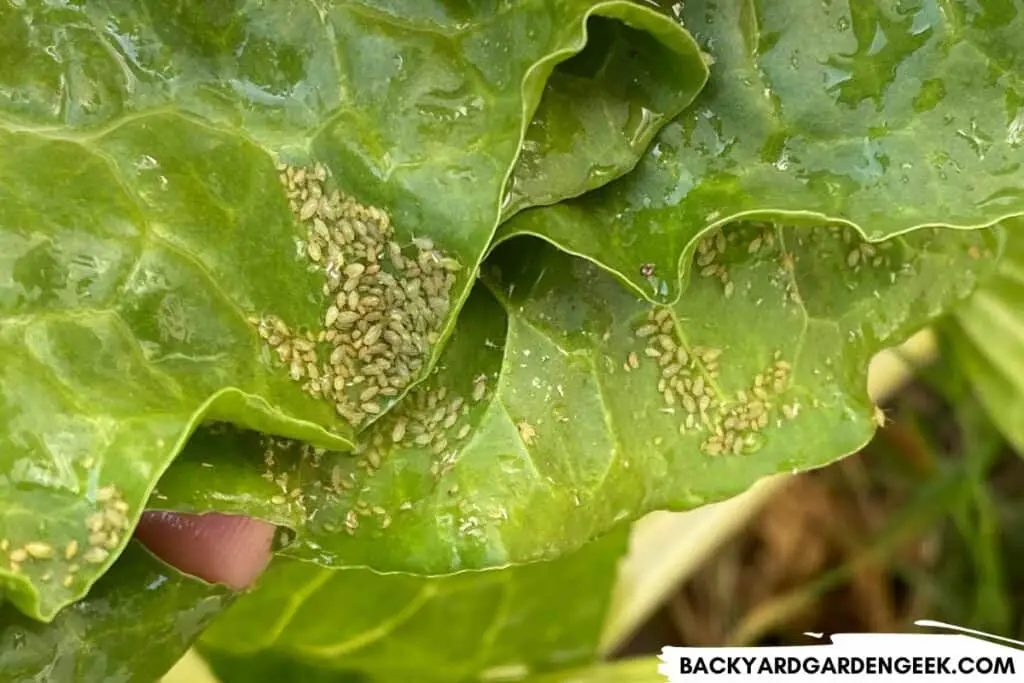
[24,542,53,559]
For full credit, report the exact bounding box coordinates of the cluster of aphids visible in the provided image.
[251,163,463,427]
[2,484,130,589]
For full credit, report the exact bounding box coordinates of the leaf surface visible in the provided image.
[196,528,629,683]
[154,223,1000,573]
[0,0,704,619]
[0,542,231,683]
[495,0,1024,299]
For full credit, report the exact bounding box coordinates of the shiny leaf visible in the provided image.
[196,528,629,683]
[0,0,703,619]
[155,223,1000,573]
[0,542,231,683]
[495,0,1024,299]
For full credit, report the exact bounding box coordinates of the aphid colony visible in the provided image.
[252,162,462,427]
[696,227,742,300]
[830,224,895,272]
[2,485,129,588]
[627,307,799,457]
[260,373,492,536]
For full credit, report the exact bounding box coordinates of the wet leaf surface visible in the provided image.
[0,542,231,683]
[0,0,702,620]
[155,223,1001,573]
[495,0,1024,300]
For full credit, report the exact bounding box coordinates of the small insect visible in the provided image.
[872,405,888,428]
[517,420,537,446]
[640,263,656,278]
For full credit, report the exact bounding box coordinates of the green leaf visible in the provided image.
[196,528,629,683]
[0,0,703,620]
[155,222,1000,573]
[495,0,1024,299]
[0,542,231,682]
[527,657,666,683]
[503,11,708,216]
[945,216,1024,454]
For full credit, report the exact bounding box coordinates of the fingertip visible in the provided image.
[133,511,275,590]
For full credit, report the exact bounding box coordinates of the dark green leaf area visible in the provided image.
[0,542,231,683]
[198,527,629,683]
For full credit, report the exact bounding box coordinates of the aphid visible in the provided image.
[872,405,888,428]
[10,548,28,563]
[472,379,487,402]
[635,324,658,338]
[697,250,716,267]
[627,352,640,370]
[392,419,407,443]
[366,449,382,470]
[82,547,109,564]
[307,240,323,262]
[300,198,319,221]
[517,420,537,446]
[95,486,117,503]
[24,542,53,559]
[345,510,359,530]
[104,508,128,529]
[704,440,724,456]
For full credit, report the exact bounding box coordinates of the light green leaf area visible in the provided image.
[528,657,665,683]
[156,221,1000,574]
[496,0,1024,300]
[0,1,704,620]
[0,542,231,683]
[945,217,1024,454]
[196,528,629,683]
